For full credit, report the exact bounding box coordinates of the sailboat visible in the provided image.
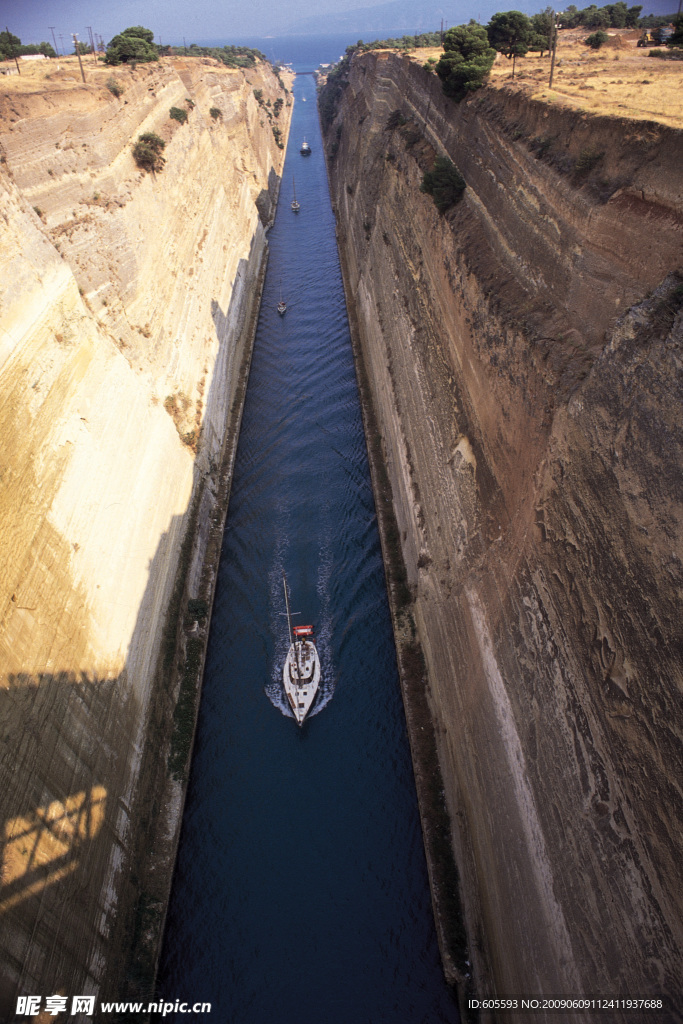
[282,571,320,726]
[277,280,286,316]
[291,177,300,213]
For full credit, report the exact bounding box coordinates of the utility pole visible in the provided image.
[548,11,560,88]
[49,26,58,55]
[72,33,86,82]
[5,27,20,74]
[59,34,65,58]
[87,26,96,60]
[183,36,187,56]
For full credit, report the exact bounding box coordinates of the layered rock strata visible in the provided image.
[321,50,683,1020]
[0,57,290,1011]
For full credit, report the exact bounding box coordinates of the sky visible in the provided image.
[4,0,678,47]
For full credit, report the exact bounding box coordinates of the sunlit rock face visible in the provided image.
[322,49,683,1016]
[0,57,290,1009]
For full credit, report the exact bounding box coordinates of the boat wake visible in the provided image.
[264,506,336,721]
[311,516,335,717]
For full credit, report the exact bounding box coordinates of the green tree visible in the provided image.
[604,2,628,27]
[530,7,554,54]
[487,11,534,76]
[435,22,496,101]
[106,25,158,65]
[0,33,58,59]
[122,25,154,44]
[581,5,611,27]
[0,29,20,59]
[667,12,683,46]
[560,5,581,27]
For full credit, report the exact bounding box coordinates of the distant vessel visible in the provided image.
[282,572,320,726]
[277,280,286,316]
[300,138,311,156]
[291,177,300,212]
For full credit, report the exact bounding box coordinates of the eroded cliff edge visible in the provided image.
[321,50,683,1019]
[0,56,290,1011]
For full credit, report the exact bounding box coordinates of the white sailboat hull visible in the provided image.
[283,640,320,725]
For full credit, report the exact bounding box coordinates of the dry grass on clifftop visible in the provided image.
[406,28,683,130]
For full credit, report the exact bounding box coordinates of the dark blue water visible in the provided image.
[156,71,459,1024]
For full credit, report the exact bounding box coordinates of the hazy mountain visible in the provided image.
[288,0,543,36]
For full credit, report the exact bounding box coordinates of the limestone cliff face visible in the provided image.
[0,57,290,1009]
[322,51,683,1016]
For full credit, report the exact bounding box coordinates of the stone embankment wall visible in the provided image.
[321,50,683,1020]
[0,57,290,1012]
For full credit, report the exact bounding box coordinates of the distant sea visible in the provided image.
[179,31,420,70]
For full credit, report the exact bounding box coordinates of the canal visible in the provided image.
[155,68,460,1024]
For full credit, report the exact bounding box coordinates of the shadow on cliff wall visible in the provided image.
[255,167,280,227]
[0,251,262,1016]
[0,669,138,1019]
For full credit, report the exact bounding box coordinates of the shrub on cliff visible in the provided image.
[169,105,188,124]
[106,76,124,97]
[435,23,496,101]
[385,109,407,130]
[105,25,158,65]
[420,157,466,213]
[132,132,165,172]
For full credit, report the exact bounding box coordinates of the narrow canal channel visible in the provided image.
[156,69,460,1024]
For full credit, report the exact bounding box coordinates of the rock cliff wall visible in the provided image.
[322,51,683,1019]
[0,57,290,1012]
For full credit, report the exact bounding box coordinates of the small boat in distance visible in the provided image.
[277,280,286,316]
[282,572,320,726]
[291,177,300,212]
[300,138,311,156]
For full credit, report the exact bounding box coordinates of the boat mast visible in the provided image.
[282,571,293,645]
